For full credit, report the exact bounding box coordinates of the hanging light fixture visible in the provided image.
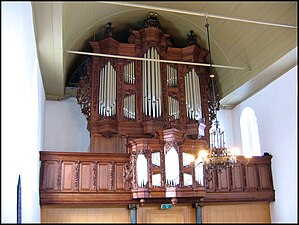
[196,15,240,179]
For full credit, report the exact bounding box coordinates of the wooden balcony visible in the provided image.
[39,151,275,205]
[39,151,135,205]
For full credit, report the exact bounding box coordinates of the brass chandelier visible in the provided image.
[196,16,240,179]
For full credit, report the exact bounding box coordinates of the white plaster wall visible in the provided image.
[44,97,90,152]
[216,109,235,149]
[2,2,45,223]
[232,66,297,223]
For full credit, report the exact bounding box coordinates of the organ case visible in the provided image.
[77,14,214,153]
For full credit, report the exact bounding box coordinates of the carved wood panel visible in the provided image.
[244,164,258,190]
[258,164,272,190]
[231,164,244,191]
[61,161,77,192]
[79,162,94,191]
[216,169,230,191]
[98,163,110,190]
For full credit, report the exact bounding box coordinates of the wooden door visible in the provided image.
[137,204,195,223]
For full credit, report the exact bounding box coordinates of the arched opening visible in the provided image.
[240,107,261,157]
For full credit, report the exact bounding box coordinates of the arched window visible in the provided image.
[240,107,261,157]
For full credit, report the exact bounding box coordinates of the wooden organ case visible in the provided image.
[77,13,213,150]
[77,13,221,202]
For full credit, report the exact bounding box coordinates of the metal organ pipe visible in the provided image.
[143,59,147,114]
[151,48,155,118]
[99,69,103,115]
[154,48,158,118]
[168,96,179,120]
[190,69,195,119]
[112,68,116,115]
[147,51,151,117]
[142,47,162,118]
[157,53,162,116]
[185,68,202,121]
[124,94,136,119]
[98,61,116,117]
[124,62,135,84]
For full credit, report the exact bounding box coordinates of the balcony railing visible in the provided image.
[39,151,274,205]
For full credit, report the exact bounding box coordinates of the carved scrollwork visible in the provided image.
[123,161,133,190]
[128,29,135,44]
[75,161,80,190]
[57,160,62,191]
[110,162,115,191]
[161,35,172,53]
[164,141,180,154]
[161,116,182,130]
[76,60,91,121]
[92,161,97,190]
[124,89,135,97]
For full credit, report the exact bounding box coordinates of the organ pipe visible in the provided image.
[168,96,179,119]
[124,94,136,119]
[143,47,162,118]
[167,65,178,87]
[157,53,162,116]
[98,61,116,117]
[124,62,135,84]
[185,68,202,121]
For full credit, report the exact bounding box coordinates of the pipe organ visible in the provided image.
[42,13,275,212]
[77,12,214,155]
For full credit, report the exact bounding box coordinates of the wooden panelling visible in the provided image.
[41,203,271,223]
[245,164,258,190]
[258,164,272,190]
[231,164,243,191]
[61,162,75,191]
[40,151,132,204]
[98,163,110,190]
[137,204,195,223]
[79,162,93,191]
[202,202,271,223]
[217,169,230,191]
[115,163,125,190]
[41,206,130,223]
[44,161,58,191]
[40,152,275,204]
[93,135,127,153]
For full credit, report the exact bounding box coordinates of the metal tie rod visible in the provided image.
[66,50,248,70]
[100,1,297,29]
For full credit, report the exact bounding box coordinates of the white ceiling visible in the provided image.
[31,1,297,109]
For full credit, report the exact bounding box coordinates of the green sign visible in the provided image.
[161,204,173,209]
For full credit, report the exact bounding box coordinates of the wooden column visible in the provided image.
[128,204,139,223]
[193,202,204,224]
